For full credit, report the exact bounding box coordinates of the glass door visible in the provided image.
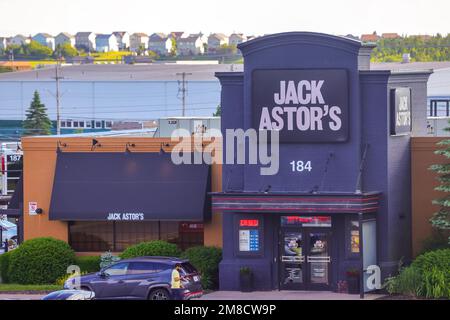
[279,230,305,290]
[306,231,331,290]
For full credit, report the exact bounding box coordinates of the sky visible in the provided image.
[0,0,449,37]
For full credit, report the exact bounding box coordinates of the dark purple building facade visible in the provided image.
[212,32,431,292]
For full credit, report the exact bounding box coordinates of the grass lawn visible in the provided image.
[0,284,62,292]
[89,51,131,62]
[27,60,58,68]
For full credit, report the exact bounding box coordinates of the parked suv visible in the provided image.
[65,256,203,300]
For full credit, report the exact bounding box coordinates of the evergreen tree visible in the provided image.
[429,126,450,244]
[23,91,53,135]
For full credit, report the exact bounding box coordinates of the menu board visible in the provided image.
[239,229,260,252]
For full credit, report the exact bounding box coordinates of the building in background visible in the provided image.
[55,32,76,48]
[0,37,8,50]
[32,33,55,50]
[10,34,31,46]
[95,34,118,52]
[178,34,207,56]
[148,33,172,56]
[229,33,247,46]
[207,33,229,54]
[75,32,96,52]
[130,33,149,52]
[112,31,130,50]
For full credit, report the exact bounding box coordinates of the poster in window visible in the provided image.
[239,229,259,252]
[351,230,360,253]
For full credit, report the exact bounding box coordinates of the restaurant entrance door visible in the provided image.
[279,216,332,290]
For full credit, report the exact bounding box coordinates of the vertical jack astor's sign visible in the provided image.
[252,69,349,143]
[390,87,412,135]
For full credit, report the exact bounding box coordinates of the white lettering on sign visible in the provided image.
[107,213,144,221]
[259,80,343,132]
[396,95,410,126]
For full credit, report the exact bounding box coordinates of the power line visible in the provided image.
[176,72,192,116]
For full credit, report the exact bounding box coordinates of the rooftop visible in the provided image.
[0,63,243,81]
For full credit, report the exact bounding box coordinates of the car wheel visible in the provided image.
[148,288,170,300]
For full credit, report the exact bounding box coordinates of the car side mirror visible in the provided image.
[99,271,107,278]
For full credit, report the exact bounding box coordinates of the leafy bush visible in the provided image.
[8,237,76,284]
[181,246,222,290]
[120,241,181,259]
[421,232,450,254]
[385,266,423,297]
[0,251,12,283]
[385,249,450,298]
[75,256,101,273]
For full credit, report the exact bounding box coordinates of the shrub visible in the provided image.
[385,249,450,298]
[411,248,450,279]
[181,246,222,290]
[0,251,12,283]
[120,241,181,259]
[423,267,449,299]
[8,237,76,284]
[75,256,101,273]
[420,232,449,254]
[385,266,423,297]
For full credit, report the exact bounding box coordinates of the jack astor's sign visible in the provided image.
[252,69,349,142]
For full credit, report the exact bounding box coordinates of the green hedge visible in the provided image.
[75,256,101,273]
[0,251,12,283]
[385,249,450,298]
[120,240,181,259]
[8,237,76,284]
[181,246,222,290]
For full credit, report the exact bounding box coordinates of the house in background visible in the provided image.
[229,33,247,46]
[361,32,380,42]
[95,34,119,52]
[0,37,8,50]
[55,32,76,48]
[113,31,130,50]
[10,34,31,46]
[130,33,149,52]
[178,33,207,56]
[75,32,96,52]
[381,33,401,39]
[170,31,187,40]
[32,33,55,50]
[207,33,229,53]
[148,33,172,56]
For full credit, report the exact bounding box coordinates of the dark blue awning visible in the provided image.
[49,152,211,221]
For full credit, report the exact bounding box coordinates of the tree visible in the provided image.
[213,105,221,117]
[23,91,53,135]
[54,43,78,58]
[429,126,450,244]
[170,37,177,56]
[27,40,53,58]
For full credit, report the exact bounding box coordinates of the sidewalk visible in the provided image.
[0,293,44,300]
[198,290,384,300]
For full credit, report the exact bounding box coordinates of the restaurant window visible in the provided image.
[346,218,360,257]
[69,221,203,252]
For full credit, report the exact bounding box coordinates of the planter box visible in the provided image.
[347,276,360,294]
[240,273,253,292]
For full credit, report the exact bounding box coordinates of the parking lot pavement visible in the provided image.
[0,293,45,300]
[197,290,384,300]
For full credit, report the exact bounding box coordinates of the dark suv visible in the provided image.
[65,256,203,300]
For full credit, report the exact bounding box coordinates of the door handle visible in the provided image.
[118,280,125,284]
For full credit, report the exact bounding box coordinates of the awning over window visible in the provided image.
[49,152,211,221]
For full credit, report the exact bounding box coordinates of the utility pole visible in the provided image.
[51,53,64,135]
[9,49,14,70]
[176,72,192,116]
